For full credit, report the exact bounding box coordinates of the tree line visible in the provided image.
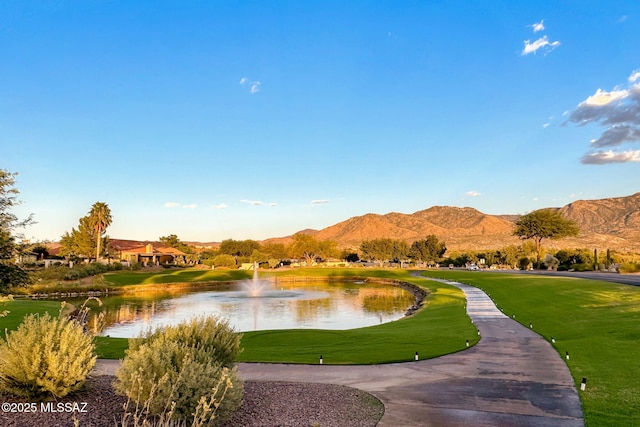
[3,166,639,292]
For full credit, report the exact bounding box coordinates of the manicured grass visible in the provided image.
[421,270,640,427]
[103,268,252,287]
[239,272,478,364]
[0,299,62,331]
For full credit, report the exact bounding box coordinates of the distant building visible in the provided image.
[110,239,187,265]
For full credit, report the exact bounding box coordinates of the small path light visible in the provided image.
[466,339,469,347]
[512,314,516,319]
[415,351,419,361]
[551,337,556,343]
[319,355,323,365]
[566,351,570,360]
[529,323,533,329]
[581,377,587,391]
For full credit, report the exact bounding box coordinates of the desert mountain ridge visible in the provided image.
[260,192,640,252]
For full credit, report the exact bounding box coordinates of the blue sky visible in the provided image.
[2,1,639,243]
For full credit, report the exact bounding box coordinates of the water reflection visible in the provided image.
[66,281,414,338]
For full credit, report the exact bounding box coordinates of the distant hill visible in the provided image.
[264,192,640,252]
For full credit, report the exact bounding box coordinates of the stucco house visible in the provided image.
[109,240,187,265]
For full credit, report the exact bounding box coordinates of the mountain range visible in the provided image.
[264,192,640,252]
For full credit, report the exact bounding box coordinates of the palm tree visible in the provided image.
[87,202,112,261]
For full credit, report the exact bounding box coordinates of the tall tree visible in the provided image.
[218,239,261,257]
[0,170,34,288]
[60,215,107,259]
[288,233,338,266]
[87,202,112,260]
[409,235,447,265]
[360,238,408,266]
[512,209,580,269]
[159,234,194,254]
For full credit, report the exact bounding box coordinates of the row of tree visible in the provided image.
[359,236,447,266]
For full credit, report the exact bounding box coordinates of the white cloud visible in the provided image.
[542,123,550,128]
[589,124,640,147]
[241,199,277,206]
[530,20,545,32]
[465,191,481,197]
[581,88,629,107]
[581,150,640,164]
[182,204,197,209]
[522,36,560,55]
[211,203,228,209]
[240,77,261,94]
[311,199,329,204]
[566,71,640,164]
[164,202,180,208]
[618,15,628,23]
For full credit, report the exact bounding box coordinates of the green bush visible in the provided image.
[0,264,31,290]
[619,262,640,273]
[115,317,243,425]
[212,254,236,269]
[0,311,96,397]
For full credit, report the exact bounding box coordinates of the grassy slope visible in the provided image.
[421,270,640,427]
[103,268,252,287]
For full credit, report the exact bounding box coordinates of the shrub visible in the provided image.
[0,263,31,290]
[619,262,640,274]
[0,311,96,398]
[212,254,236,269]
[115,317,243,425]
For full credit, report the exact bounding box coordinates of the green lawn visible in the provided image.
[421,270,640,427]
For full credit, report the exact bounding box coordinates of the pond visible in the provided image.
[68,279,415,338]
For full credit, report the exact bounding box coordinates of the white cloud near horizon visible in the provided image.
[530,20,545,32]
[211,203,228,209]
[311,199,329,204]
[164,202,180,208]
[629,70,640,83]
[241,199,264,206]
[466,191,481,197]
[240,199,277,206]
[522,35,560,55]
[182,204,197,209]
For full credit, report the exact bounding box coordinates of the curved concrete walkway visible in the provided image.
[237,279,584,426]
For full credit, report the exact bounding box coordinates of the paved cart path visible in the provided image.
[237,279,584,426]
